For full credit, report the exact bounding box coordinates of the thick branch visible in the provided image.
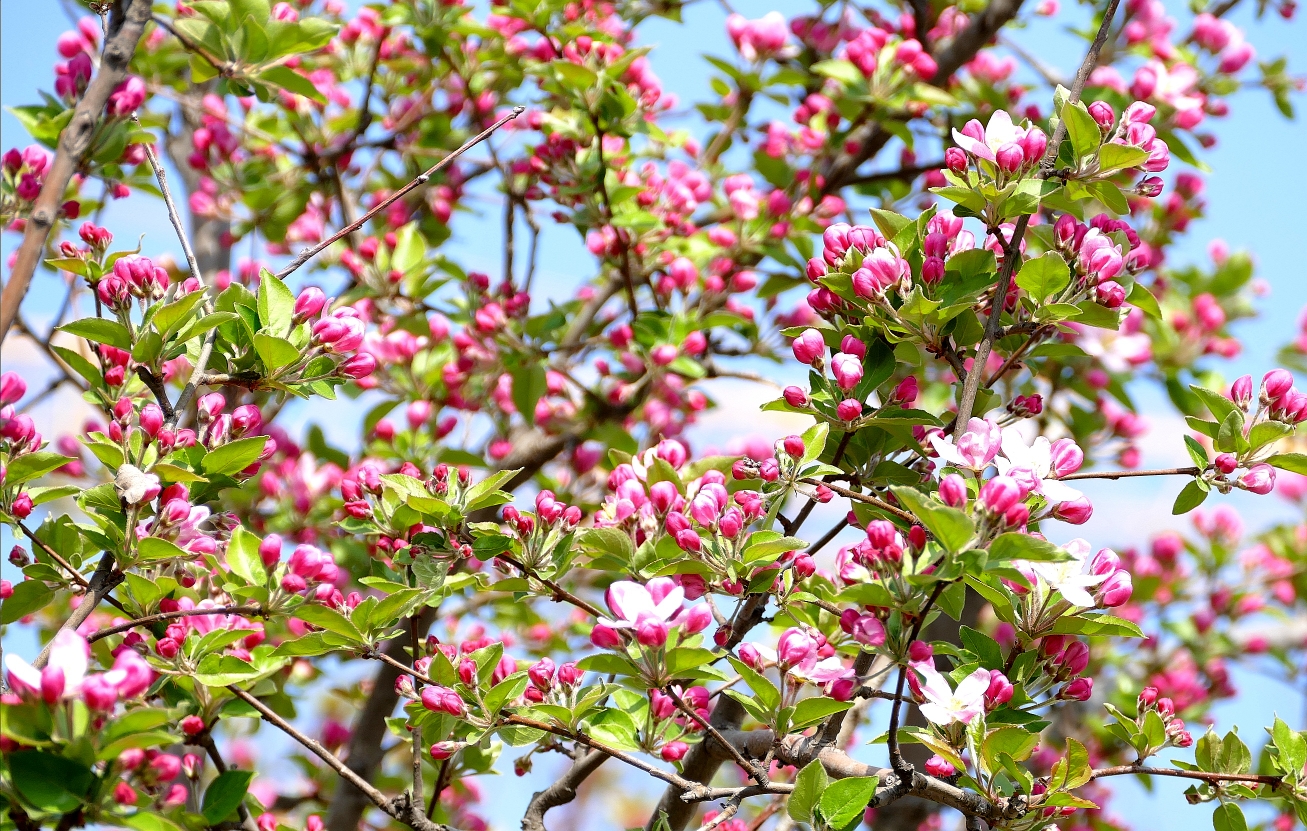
[521,750,608,831]
[2,0,154,344]
[32,553,123,670]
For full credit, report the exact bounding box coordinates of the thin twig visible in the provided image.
[1059,466,1202,481]
[277,107,524,280]
[88,604,265,643]
[134,118,206,284]
[887,582,947,775]
[1090,765,1282,787]
[798,478,918,526]
[666,686,767,784]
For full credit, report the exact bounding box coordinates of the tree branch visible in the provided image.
[87,604,265,643]
[520,750,607,831]
[1,0,153,344]
[277,107,523,280]
[951,0,1122,439]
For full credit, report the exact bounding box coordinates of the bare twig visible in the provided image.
[1090,765,1282,787]
[88,604,265,643]
[1059,465,1202,481]
[277,107,524,280]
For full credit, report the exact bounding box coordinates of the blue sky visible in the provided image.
[2,1,1306,828]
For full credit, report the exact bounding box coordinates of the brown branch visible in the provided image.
[135,117,205,285]
[666,686,767,784]
[887,582,947,776]
[1059,466,1202,481]
[277,107,524,280]
[87,604,265,643]
[324,606,437,831]
[32,553,123,670]
[196,732,260,831]
[521,750,608,831]
[1090,765,1282,787]
[17,521,90,591]
[799,478,918,526]
[496,553,606,618]
[1,0,153,344]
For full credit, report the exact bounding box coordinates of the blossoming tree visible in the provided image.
[3,0,1307,830]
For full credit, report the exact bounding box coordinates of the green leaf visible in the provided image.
[726,657,780,713]
[1172,480,1210,515]
[1015,253,1070,302]
[1097,143,1150,173]
[253,332,300,372]
[5,451,73,485]
[1268,453,1307,475]
[9,750,94,813]
[511,364,547,421]
[1,579,54,624]
[59,317,132,350]
[790,697,853,731]
[890,487,974,553]
[818,776,879,831]
[576,527,635,563]
[463,468,521,512]
[202,436,268,476]
[153,290,209,337]
[552,60,599,90]
[740,531,807,563]
[391,223,425,273]
[256,269,296,333]
[138,537,190,562]
[1061,101,1102,159]
[665,647,716,676]
[1212,803,1247,831]
[194,654,261,686]
[1127,282,1162,318]
[988,533,1067,562]
[258,66,325,103]
[1049,614,1145,638]
[1273,716,1306,774]
[1184,435,1209,469]
[226,527,267,586]
[201,769,254,825]
[787,760,829,824]
[295,604,363,642]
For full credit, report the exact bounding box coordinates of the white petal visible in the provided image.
[1040,479,1083,505]
[919,702,954,726]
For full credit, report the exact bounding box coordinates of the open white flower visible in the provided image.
[1025,538,1106,608]
[917,664,991,726]
[993,427,1083,506]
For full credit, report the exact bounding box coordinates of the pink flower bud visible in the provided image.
[1048,438,1084,477]
[945,146,967,174]
[636,619,669,647]
[995,142,1024,173]
[791,328,826,365]
[782,435,805,458]
[924,755,956,777]
[1262,369,1294,402]
[0,372,26,407]
[1097,570,1133,607]
[831,352,863,391]
[1087,100,1115,131]
[1214,453,1238,474]
[978,476,1021,514]
[1230,375,1253,408]
[1240,463,1275,495]
[938,474,967,508]
[849,614,885,646]
[783,386,809,407]
[113,782,138,805]
[985,670,1014,709]
[777,627,816,668]
[837,399,863,421]
[660,741,689,762]
[1061,677,1093,701]
[294,287,327,320]
[528,658,556,691]
[430,742,459,760]
[181,715,205,736]
[591,624,622,649]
